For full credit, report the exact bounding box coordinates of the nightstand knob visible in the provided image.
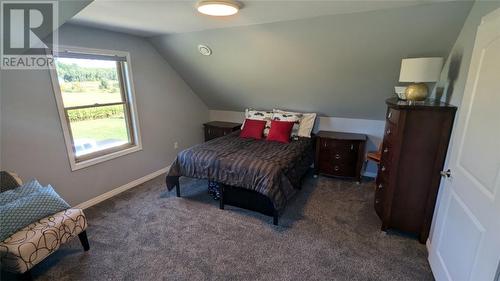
[378,184,383,189]
[335,154,341,160]
[386,129,391,135]
[384,148,389,153]
[388,112,392,119]
[334,165,340,171]
[381,166,386,172]
[375,199,380,204]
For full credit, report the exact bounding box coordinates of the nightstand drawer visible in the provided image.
[320,139,356,153]
[320,148,358,165]
[318,161,356,177]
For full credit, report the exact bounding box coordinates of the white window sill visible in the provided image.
[70,145,142,171]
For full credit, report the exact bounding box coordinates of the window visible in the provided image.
[50,47,141,170]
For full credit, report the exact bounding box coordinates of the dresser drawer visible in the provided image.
[386,108,400,124]
[374,185,385,219]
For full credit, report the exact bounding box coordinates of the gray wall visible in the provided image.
[151,1,472,120]
[0,24,209,205]
[435,0,500,107]
[429,0,500,244]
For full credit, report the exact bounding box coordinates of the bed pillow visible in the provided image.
[271,111,302,137]
[274,109,317,138]
[243,109,273,136]
[240,119,267,140]
[266,120,295,143]
[0,184,70,241]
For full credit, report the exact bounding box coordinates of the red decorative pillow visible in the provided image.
[240,119,267,139]
[266,120,296,143]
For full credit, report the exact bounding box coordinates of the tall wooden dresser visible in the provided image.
[375,98,457,243]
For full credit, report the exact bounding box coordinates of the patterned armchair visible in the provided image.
[0,172,89,280]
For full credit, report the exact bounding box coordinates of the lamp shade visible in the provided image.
[399,57,444,83]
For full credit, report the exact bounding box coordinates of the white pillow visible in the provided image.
[243,109,273,136]
[273,109,317,138]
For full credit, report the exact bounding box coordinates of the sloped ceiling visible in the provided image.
[71,0,436,36]
[57,0,93,28]
[150,1,473,120]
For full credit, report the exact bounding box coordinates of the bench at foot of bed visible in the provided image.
[172,180,280,225]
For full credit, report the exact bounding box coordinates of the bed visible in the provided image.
[165,131,314,225]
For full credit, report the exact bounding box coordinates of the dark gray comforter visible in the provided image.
[166,131,314,210]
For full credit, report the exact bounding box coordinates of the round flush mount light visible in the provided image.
[196,0,240,16]
[198,44,212,56]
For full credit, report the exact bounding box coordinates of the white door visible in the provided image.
[428,8,500,281]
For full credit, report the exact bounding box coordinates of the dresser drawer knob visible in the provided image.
[375,199,380,204]
[386,129,391,135]
[334,165,340,171]
[378,184,383,189]
[384,148,389,153]
[381,166,386,172]
[335,154,341,160]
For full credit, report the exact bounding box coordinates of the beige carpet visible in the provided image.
[2,172,433,280]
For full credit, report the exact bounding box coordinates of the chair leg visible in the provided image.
[273,210,279,226]
[176,185,180,197]
[20,270,32,281]
[78,230,90,251]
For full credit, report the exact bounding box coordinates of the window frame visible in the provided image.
[49,46,142,171]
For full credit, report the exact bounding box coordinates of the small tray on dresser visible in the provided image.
[314,131,367,182]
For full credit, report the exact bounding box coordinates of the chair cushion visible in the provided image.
[0,208,87,273]
[0,185,71,241]
[0,179,44,205]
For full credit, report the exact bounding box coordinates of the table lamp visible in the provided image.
[399,57,444,101]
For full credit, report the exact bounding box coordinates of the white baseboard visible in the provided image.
[75,166,169,209]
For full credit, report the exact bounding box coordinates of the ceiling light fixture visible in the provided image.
[196,0,240,16]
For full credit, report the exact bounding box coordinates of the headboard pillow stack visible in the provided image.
[273,109,316,138]
[242,108,317,141]
[242,109,273,136]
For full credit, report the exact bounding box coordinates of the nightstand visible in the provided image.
[203,121,241,141]
[315,131,367,182]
